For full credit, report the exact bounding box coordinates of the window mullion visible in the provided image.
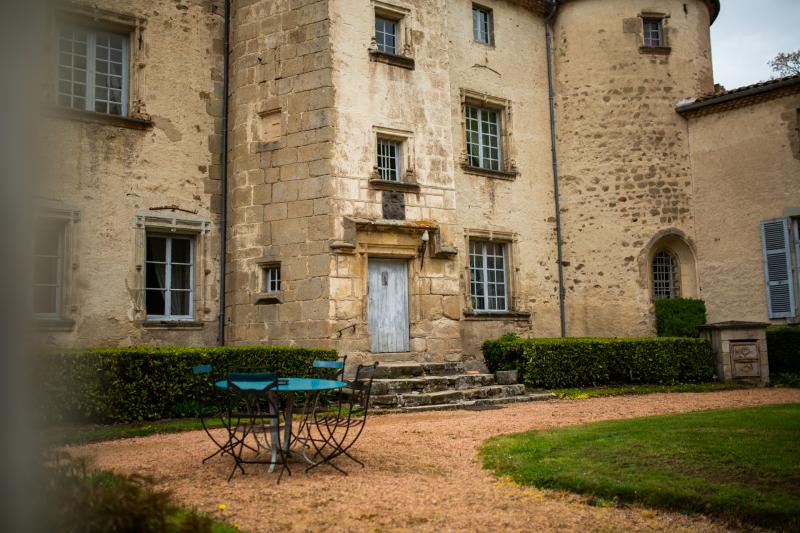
[86,32,96,111]
[482,242,489,310]
[164,237,172,317]
[121,36,129,116]
[477,109,485,168]
[188,238,194,318]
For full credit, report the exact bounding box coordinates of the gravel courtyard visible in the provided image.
[72,389,800,532]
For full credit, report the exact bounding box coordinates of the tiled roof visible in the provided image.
[676,74,800,116]
[697,74,800,103]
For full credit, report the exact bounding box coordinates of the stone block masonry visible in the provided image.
[225,0,336,348]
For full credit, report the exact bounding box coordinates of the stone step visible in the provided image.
[371,374,496,396]
[375,392,556,413]
[371,360,466,379]
[420,362,466,376]
[372,361,424,379]
[371,384,527,408]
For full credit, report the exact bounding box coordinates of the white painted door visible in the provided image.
[367,259,409,353]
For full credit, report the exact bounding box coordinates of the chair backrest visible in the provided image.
[192,363,212,375]
[350,362,379,412]
[312,355,347,380]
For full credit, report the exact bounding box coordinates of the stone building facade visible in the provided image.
[37,0,800,367]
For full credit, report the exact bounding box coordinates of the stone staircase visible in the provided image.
[368,361,554,412]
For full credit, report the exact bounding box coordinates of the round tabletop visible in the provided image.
[215,377,346,392]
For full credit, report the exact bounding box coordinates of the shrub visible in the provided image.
[655,298,707,337]
[767,327,800,375]
[481,333,525,373]
[482,336,715,389]
[41,455,218,532]
[35,345,337,423]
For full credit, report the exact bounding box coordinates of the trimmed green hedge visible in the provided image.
[36,346,337,423]
[655,298,707,337]
[482,337,715,389]
[767,327,800,375]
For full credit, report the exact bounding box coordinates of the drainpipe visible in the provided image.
[545,0,567,337]
[217,0,230,346]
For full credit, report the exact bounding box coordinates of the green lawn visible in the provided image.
[480,403,800,529]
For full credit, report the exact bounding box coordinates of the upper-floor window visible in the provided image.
[642,18,663,48]
[465,105,501,171]
[472,4,493,45]
[58,27,128,116]
[469,240,508,312]
[652,249,678,300]
[146,235,194,320]
[33,222,66,318]
[375,16,398,54]
[377,138,401,181]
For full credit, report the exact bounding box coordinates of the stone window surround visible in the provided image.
[32,204,81,332]
[637,11,671,55]
[370,126,420,192]
[462,229,529,320]
[369,0,415,70]
[133,210,211,328]
[50,4,152,129]
[253,257,283,305]
[459,89,519,180]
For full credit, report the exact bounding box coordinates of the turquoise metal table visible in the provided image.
[216,377,346,472]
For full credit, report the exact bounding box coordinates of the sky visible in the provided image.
[711,0,800,89]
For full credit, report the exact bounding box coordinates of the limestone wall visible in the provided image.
[552,0,714,336]
[687,92,800,324]
[328,0,462,362]
[447,0,561,358]
[224,0,336,348]
[40,0,224,347]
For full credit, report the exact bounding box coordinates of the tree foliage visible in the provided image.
[768,50,800,77]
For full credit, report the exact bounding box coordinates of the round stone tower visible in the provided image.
[551,0,716,336]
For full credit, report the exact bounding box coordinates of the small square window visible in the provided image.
[376,138,401,181]
[57,26,128,116]
[642,18,663,47]
[472,5,493,45]
[465,105,502,171]
[375,16,398,54]
[263,265,281,293]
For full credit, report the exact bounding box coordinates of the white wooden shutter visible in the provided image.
[760,219,796,318]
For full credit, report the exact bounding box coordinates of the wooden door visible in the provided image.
[367,259,409,353]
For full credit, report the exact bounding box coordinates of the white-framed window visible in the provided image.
[642,18,663,47]
[145,234,194,320]
[652,250,678,300]
[465,105,501,171]
[377,138,401,181]
[375,16,398,54]
[469,240,508,312]
[33,221,66,318]
[57,26,128,116]
[472,4,493,45]
[263,264,281,293]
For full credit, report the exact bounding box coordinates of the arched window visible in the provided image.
[652,250,678,300]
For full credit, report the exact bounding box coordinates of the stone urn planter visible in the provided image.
[495,369,518,385]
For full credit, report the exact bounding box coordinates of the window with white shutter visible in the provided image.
[760,219,796,318]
